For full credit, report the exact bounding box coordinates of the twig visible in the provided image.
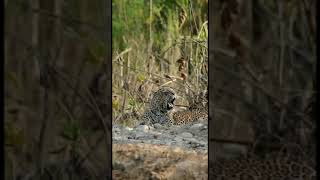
[112,48,132,62]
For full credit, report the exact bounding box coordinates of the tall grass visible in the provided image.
[112,0,208,126]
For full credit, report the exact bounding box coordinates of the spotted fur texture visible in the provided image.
[141,87,207,126]
[211,156,316,180]
[171,109,208,125]
[141,87,176,125]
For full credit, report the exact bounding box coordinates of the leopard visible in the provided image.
[210,155,316,180]
[140,87,176,126]
[170,108,208,125]
[170,90,208,125]
[140,87,208,126]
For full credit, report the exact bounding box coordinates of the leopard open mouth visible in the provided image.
[166,97,175,110]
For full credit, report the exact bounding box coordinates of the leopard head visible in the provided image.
[150,87,176,114]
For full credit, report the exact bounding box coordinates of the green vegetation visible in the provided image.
[112,0,208,125]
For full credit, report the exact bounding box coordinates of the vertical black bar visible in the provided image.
[209,0,317,178]
[207,0,215,176]
[103,0,112,179]
[316,0,319,176]
[1,0,5,179]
